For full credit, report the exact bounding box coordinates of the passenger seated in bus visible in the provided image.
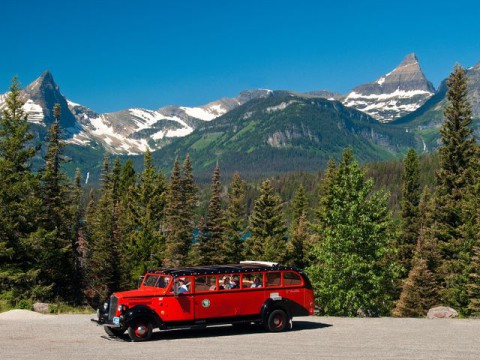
[221,276,230,289]
[229,277,240,289]
[251,276,262,288]
[177,278,189,293]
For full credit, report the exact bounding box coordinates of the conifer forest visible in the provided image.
[2,66,480,318]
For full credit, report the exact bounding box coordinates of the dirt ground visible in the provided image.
[0,312,479,359]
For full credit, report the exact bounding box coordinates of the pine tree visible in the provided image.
[308,149,398,316]
[119,158,136,194]
[199,164,225,265]
[86,155,121,301]
[285,213,309,268]
[71,168,84,303]
[0,77,42,300]
[222,172,247,264]
[434,65,476,312]
[285,186,309,268]
[245,179,287,262]
[290,185,308,227]
[125,151,166,279]
[36,103,76,300]
[182,154,197,249]
[164,158,189,267]
[399,149,421,275]
[393,187,440,317]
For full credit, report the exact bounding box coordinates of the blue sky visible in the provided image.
[1,0,479,113]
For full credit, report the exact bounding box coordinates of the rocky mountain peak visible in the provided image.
[399,53,419,66]
[343,53,435,122]
[21,71,77,128]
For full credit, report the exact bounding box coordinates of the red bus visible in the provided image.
[94,261,315,341]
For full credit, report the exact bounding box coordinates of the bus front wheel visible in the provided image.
[265,309,290,332]
[127,319,153,342]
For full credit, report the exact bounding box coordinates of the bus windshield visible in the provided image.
[142,275,171,288]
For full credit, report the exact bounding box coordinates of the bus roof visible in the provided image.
[148,262,301,277]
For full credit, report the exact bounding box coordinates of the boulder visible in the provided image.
[427,306,458,319]
[33,302,49,314]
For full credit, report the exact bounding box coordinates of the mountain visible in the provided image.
[391,62,480,151]
[0,72,273,155]
[64,88,273,155]
[152,92,419,179]
[343,53,435,122]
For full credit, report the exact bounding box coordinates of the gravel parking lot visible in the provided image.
[1,311,479,360]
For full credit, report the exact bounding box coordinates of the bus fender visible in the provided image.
[260,298,292,323]
[122,305,163,329]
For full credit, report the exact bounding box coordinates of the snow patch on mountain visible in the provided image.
[22,100,44,125]
[179,104,228,121]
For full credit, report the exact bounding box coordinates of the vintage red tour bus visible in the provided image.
[93,261,315,341]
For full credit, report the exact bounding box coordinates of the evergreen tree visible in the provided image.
[32,104,78,300]
[285,186,309,268]
[222,172,247,264]
[308,149,398,316]
[164,158,189,266]
[182,154,197,249]
[86,155,121,301]
[71,168,84,303]
[399,149,421,275]
[434,65,476,311]
[290,185,308,227]
[393,187,440,317]
[119,158,136,194]
[0,77,42,300]
[285,213,309,268]
[245,179,287,262]
[124,151,166,280]
[199,164,225,265]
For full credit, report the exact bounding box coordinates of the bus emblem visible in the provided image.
[202,299,211,308]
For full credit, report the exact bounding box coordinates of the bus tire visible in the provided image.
[127,318,153,342]
[104,326,125,337]
[265,309,289,332]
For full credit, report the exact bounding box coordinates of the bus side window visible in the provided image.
[242,273,263,288]
[195,275,217,292]
[283,271,302,286]
[266,272,281,287]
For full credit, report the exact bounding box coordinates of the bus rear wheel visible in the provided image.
[127,319,153,342]
[265,309,290,332]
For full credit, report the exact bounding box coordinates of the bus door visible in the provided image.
[161,276,194,322]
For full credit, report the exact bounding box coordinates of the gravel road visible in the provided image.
[1,312,479,360]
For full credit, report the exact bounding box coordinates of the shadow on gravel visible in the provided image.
[108,320,332,342]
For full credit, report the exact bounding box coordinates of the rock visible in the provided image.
[33,302,49,314]
[427,306,459,319]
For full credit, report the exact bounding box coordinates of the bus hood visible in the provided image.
[114,287,168,299]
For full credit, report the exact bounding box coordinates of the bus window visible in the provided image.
[194,275,217,292]
[266,272,281,287]
[242,273,263,288]
[283,271,302,286]
[220,274,240,290]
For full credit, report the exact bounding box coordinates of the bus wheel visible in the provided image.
[265,309,289,332]
[127,319,153,342]
[104,326,125,337]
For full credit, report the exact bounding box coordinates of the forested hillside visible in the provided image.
[1,66,480,318]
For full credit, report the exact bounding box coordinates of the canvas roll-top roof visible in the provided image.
[149,262,299,277]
